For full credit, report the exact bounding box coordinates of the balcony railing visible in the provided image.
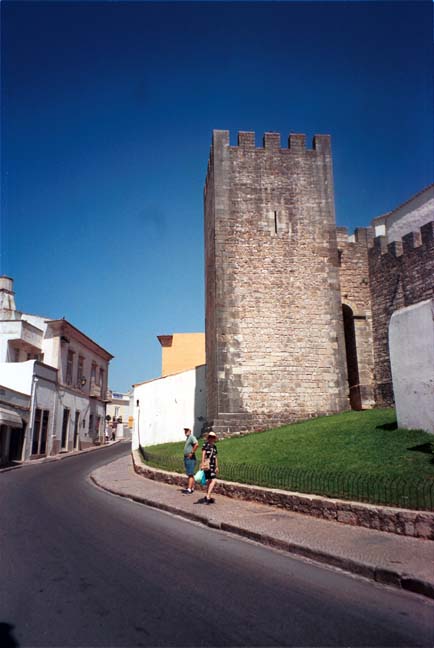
[89,380,102,398]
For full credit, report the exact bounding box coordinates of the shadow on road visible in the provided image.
[0,623,19,647]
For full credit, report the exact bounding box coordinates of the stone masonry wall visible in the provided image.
[204,130,349,436]
[369,221,434,405]
[336,227,375,409]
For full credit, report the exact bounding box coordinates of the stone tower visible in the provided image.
[0,276,17,318]
[204,130,349,436]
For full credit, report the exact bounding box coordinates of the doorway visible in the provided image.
[342,304,362,410]
[61,408,70,450]
[9,424,25,461]
[73,411,80,450]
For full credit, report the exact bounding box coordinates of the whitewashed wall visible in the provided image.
[133,365,206,449]
[389,299,434,434]
[0,360,35,394]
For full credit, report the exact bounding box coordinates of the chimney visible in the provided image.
[0,276,17,317]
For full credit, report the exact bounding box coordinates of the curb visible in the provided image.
[90,468,434,601]
[131,450,434,541]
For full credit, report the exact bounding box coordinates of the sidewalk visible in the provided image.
[91,453,434,601]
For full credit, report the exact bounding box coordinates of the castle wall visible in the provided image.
[204,130,349,436]
[369,221,434,405]
[336,227,375,409]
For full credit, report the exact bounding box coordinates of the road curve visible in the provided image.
[1,443,433,647]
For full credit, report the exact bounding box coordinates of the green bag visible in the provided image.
[194,469,206,485]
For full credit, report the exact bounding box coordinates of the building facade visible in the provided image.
[0,277,113,463]
[157,333,205,377]
[204,130,433,436]
[0,383,30,466]
[106,390,133,432]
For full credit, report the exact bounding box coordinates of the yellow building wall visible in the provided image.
[160,333,205,377]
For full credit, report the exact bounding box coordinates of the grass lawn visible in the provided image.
[141,409,434,509]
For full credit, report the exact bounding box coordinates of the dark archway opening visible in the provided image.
[9,424,25,461]
[342,304,362,410]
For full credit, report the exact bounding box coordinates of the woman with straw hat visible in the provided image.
[200,431,219,504]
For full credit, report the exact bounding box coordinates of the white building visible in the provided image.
[106,390,133,426]
[0,383,30,466]
[132,364,206,450]
[0,276,113,465]
[371,183,434,242]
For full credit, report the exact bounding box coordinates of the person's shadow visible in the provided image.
[0,623,19,647]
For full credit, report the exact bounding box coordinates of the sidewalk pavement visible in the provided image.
[91,453,434,601]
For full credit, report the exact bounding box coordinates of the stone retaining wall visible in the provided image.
[132,450,434,540]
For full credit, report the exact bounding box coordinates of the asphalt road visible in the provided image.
[1,443,433,648]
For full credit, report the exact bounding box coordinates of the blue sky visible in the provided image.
[1,1,432,391]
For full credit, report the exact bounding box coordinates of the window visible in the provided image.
[66,350,74,385]
[77,356,84,388]
[99,368,104,391]
[91,363,96,385]
[31,409,50,455]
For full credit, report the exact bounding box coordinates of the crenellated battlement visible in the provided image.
[370,221,434,258]
[336,225,374,246]
[368,220,434,408]
[212,129,331,154]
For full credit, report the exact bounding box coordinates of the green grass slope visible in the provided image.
[144,409,434,482]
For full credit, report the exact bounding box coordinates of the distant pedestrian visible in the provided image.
[183,427,198,494]
[104,426,110,444]
[111,425,116,442]
[200,431,219,504]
